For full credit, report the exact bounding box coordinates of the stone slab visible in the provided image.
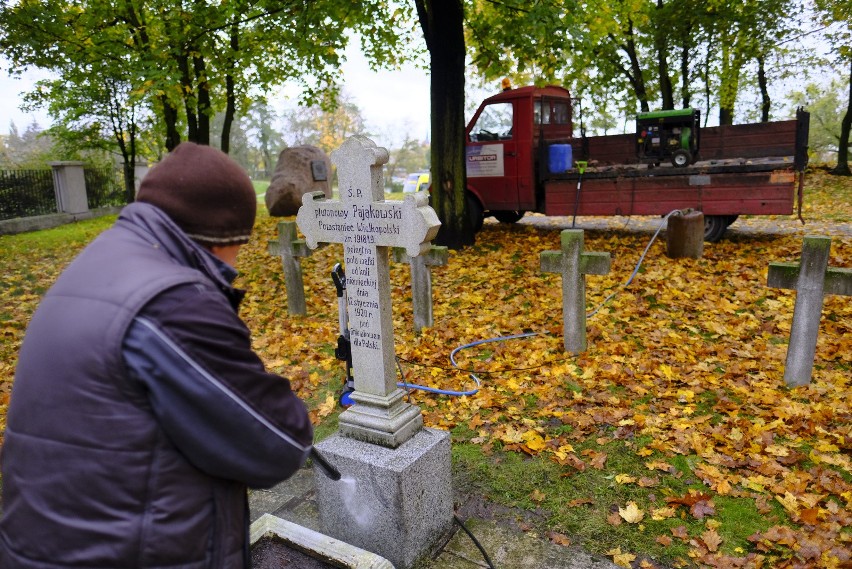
[250,513,394,569]
[314,428,453,569]
[249,468,316,524]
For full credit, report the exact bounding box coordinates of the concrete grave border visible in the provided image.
[250,513,394,568]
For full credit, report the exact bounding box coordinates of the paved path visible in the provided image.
[510,213,851,239]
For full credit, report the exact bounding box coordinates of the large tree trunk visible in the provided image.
[718,39,742,126]
[757,55,770,123]
[194,55,211,145]
[621,21,650,112]
[161,96,182,151]
[679,30,691,108]
[832,57,852,176]
[221,21,239,154]
[178,53,199,142]
[417,0,473,249]
[655,0,674,110]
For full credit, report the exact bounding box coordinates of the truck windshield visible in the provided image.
[470,103,513,142]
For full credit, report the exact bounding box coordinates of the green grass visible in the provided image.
[252,180,269,202]
[1,215,116,251]
[450,436,784,566]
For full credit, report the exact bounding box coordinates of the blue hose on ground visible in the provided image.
[586,209,680,317]
[395,210,681,396]
[397,332,540,396]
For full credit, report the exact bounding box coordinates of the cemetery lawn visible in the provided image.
[0,170,850,568]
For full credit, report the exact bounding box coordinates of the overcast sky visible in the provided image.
[0,41,432,148]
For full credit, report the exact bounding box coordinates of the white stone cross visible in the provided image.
[296,135,440,448]
[541,229,611,354]
[267,220,314,316]
[767,235,851,387]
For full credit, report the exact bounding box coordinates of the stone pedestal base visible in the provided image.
[314,428,453,569]
[338,388,423,448]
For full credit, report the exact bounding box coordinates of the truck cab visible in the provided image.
[465,85,573,221]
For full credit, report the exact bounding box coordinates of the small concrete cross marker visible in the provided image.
[297,135,440,448]
[541,229,611,354]
[767,235,851,387]
[392,245,448,332]
[267,220,313,316]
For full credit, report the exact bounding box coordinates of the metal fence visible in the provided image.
[85,167,127,209]
[0,167,129,221]
[0,169,57,220]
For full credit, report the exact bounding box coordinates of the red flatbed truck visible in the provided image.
[463,85,810,241]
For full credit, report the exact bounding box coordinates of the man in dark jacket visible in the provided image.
[0,142,314,568]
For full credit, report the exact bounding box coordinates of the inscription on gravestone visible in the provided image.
[297,135,440,448]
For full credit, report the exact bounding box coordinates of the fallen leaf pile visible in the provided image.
[0,171,849,568]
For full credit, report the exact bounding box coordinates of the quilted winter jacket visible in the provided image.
[0,203,313,568]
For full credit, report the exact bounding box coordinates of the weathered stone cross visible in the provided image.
[767,235,851,387]
[297,135,440,448]
[392,245,448,332]
[541,229,611,354]
[267,220,313,316]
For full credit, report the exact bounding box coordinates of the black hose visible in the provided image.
[453,514,496,569]
[309,447,341,481]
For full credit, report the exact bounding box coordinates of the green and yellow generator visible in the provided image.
[636,108,700,168]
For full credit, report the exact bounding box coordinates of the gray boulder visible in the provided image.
[265,146,332,216]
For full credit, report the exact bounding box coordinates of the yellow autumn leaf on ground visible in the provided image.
[814,441,840,452]
[606,548,637,568]
[615,473,636,484]
[645,460,673,472]
[315,393,336,419]
[712,477,732,495]
[522,429,547,451]
[651,506,677,520]
[765,444,790,456]
[701,528,723,552]
[618,501,644,523]
[775,491,799,514]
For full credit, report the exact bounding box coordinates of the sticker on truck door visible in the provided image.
[466,144,505,177]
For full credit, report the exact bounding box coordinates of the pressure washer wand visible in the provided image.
[332,263,348,342]
[309,447,342,481]
[331,264,355,407]
[571,160,588,228]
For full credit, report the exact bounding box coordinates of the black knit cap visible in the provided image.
[137,142,257,246]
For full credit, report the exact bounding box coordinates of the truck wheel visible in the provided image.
[671,149,692,168]
[467,194,484,232]
[724,215,739,227]
[493,210,526,223]
[704,215,727,242]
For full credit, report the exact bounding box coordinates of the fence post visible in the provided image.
[49,162,89,215]
[132,161,150,193]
